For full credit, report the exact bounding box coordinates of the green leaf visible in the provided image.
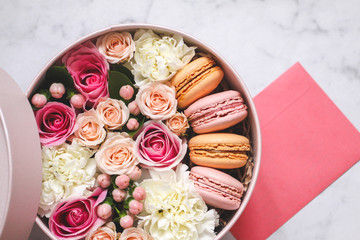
[111,175,118,189]
[113,205,121,216]
[103,197,114,207]
[128,181,136,196]
[123,197,134,209]
[110,64,134,82]
[108,71,137,104]
[45,66,74,89]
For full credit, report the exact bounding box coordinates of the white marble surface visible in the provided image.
[1,0,360,239]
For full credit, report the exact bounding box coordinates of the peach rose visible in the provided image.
[74,109,106,148]
[135,82,177,120]
[119,228,153,240]
[96,32,135,64]
[96,98,130,130]
[165,112,189,136]
[85,222,117,240]
[95,132,138,175]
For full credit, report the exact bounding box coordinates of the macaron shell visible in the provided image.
[189,133,250,169]
[177,66,223,109]
[193,181,241,210]
[189,133,250,146]
[190,154,248,169]
[193,110,248,133]
[190,166,244,210]
[185,90,242,116]
[170,57,215,90]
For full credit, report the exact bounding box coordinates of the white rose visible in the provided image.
[131,29,196,86]
[135,82,177,120]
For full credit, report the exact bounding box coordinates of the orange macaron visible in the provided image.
[170,57,223,109]
[189,133,250,169]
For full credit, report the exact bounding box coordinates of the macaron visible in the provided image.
[189,133,250,169]
[184,90,247,134]
[190,166,244,210]
[170,57,223,109]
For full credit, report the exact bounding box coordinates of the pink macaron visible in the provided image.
[190,166,244,210]
[184,90,247,134]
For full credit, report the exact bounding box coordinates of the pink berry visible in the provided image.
[70,94,85,108]
[129,200,143,215]
[132,187,146,201]
[31,93,47,108]
[49,83,65,99]
[127,166,142,180]
[97,204,112,219]
[126,118,139,131]
[120,215,134,229]
[128,101,140,115]
[115,175,130,189]
[112,188,127,202]
[119,85,134,100]
[97,174,111,188]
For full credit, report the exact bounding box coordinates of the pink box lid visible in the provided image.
[0,68,42,239]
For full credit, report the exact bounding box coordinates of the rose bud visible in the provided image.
[49,83,65,99]
[132,187,146,201]
[31,93,47,108]
[96,203,112,219]
[115,174,130,189]
[97,174,111,188]
[126,118,139,131]
[129,200,143,215]
[119,85,134,100]
[128,101,140,116]
[70,94,85,108]
[127,166,142,180]
[120,215,134,229]
[112,188,127,202]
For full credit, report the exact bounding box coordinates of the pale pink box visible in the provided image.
[0,24,261,240]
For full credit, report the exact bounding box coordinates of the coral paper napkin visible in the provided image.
[230,63,360,240]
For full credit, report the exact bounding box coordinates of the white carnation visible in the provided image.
[138,164,219,240]
[38,143,96,217]
[131,29,196,86]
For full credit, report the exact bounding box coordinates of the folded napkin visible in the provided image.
[230,63,360,240]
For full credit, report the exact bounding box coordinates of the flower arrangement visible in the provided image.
[29,28,253,240]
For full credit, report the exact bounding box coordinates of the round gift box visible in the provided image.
[27,24,261,240]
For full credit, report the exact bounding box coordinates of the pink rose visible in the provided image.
[134,120,187,171]
[73,109,106,148]
[35,102,77,147]
[49,188,107,240]
[135,82,177,120]
[85,222,118,240]
[96,98,130,130]
[96,32,135,64]
[95,132,138,175]
[165,112,189,136]
[62,41,109,109]
[119,228,153,240]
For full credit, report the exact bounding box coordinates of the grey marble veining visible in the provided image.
[1,0,359,239]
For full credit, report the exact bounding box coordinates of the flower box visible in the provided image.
[0,24,261,240]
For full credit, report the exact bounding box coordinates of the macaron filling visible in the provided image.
[189,172,243,201]
[190,150,248,160]
[187,96,247,127]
